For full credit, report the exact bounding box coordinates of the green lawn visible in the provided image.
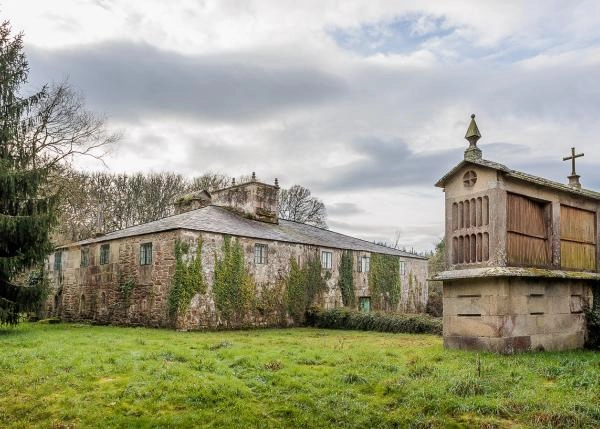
[0,323,598,428]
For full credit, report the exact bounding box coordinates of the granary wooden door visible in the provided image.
[560,205,596,271]
[506,193,551,267]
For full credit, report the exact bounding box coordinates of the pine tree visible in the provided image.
[0,21,56,325]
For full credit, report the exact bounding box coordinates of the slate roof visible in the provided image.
[60,205,425,259]
[435,157,600,201]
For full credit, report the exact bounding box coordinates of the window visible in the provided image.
[100,244,110,265]
[54,251,62,271]
[321,251,333,270]
[254,243,268,264]
[463,170,477,187]
[357,256,370,273]
[140,242,153,265]
[80,248,89,267]
[400,260,406,275]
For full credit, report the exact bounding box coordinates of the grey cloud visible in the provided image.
[314,138,461,191]
[26,41,346,122]
[327,202,365,216]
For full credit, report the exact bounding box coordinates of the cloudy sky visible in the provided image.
[4,1,600,251]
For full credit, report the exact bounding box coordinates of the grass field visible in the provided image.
[0,323,599,428]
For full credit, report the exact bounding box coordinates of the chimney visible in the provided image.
[174,190,212,214]
[211,174,279,224]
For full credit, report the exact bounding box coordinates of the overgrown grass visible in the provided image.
[0,323,599,428]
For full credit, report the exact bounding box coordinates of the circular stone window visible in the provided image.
[463,170,477,187]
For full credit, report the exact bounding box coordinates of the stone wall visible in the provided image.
[211,181,279,224]
[45,229,429,330]
[443,276,593,352]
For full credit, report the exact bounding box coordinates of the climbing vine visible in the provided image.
[168,239,206,318]
[368,253,401,311]
[585,287,600,349]
[338,251,355,307]
[213,236,254,326]
[119,277,136,303]
[285,254,327,323]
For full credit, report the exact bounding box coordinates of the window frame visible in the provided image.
[80,247,89,268]
[254,243,268,264]
[359,296,371,313]
[140,242,153,266]
[361,256,370,273]
[399,260,406,275]
[99,244,110,265]
[54,251,62,271]
[321,250,333,270]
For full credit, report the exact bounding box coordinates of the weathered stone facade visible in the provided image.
[434,115,598,352]
[45,179,428,329]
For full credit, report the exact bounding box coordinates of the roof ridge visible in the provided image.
[279,218,426,259]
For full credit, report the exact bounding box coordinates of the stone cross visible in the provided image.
[562,147,584,176]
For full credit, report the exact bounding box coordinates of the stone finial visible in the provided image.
[274,178,279,188]
[464,114,482,160]
[562,147,584,189]
[251,172,256,181]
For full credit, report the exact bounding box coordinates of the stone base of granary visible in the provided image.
[439,270,596,353]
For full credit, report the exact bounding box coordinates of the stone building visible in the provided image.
[45,177,428,329]
[434,115,598,352]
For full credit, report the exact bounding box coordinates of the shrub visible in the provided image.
[425,282,443,317]
[307,307,442,335]
[585,287,600,349]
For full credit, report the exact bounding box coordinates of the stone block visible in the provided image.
[527,295,547,314]
[548,296,570,314]
[569,283,584,295]
[569,294,585,313]
[545,284,570,297]
[509,295,528,314]
[444,282,483,298]
[542,313,584,335]
[444,335,488,351]
[446,296,482,316]
[487,295,510,315]
[530,333,584,352]
[445,314,498,337]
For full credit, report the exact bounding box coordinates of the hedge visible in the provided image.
[306,307,442,335]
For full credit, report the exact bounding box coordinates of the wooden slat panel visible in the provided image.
[507,194,547,238]
[507,233,550,267]
[561,241,596,271]
[560,205,596,244]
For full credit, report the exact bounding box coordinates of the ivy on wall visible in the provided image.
[119,277,136,305]
[338,251,355,307]
[168,239,206,318]
[368,253,401,311]
[285,254,326,323]
[213,236,255,326]
[585,287,600,349]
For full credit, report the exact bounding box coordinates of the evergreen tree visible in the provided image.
[0,21,55,325]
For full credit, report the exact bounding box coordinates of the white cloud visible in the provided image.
[4,0,600,251]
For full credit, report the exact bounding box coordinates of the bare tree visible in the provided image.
[278,185,328,228]
[21,82,119,171]
[190,172,231,192]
